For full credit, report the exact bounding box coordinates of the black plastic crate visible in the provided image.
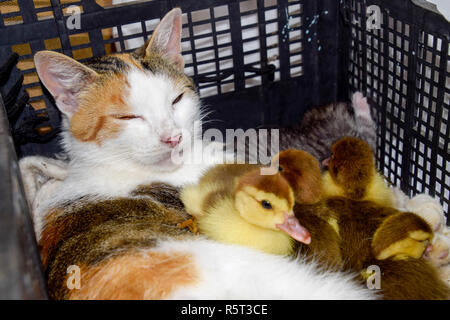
[0,0,449,299]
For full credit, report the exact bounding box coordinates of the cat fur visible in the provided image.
[30,8,374,300]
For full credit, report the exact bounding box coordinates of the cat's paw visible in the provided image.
[438,263,450,285]
[19,156,68,205]
[351,91,371,120]
[372,212,433,261]
[406,194,445,232]
[19,156,68,240]
[424,231,450,267]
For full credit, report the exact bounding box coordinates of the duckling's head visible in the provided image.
[234,170,311,244]
[327,137,375,199]
[272,149,322,204]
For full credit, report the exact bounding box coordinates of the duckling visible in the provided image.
[322,137,395,207]
[319,138,433,263]
[365,256,450,300]
[371,211,433,261]
[405,194,446,232]
[181,164,311,255]
[401,194,450,283]
[272,149,322,204]
[274,147,448,298]
[325,198,450,299]
[267,148,449,298]
[269,149,343,267]
[275,146,434,265]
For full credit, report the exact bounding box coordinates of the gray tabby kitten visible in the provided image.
[278,92,376,166]
[235,92,377,167]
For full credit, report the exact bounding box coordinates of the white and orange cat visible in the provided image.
[19,9,375,300]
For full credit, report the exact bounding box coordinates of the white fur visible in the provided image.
[19,155,67,202]
[393,191,450,284]
[405,194,446,232]
[439,264,450,285]
[152,238,377,300]
[429,232,450,266]
[19,156,68,237]
[391,186,410,211]
[352,91,371,120]
[391,189,447,233]
[429,231,450,284]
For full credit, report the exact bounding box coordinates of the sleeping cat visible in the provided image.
[25,8,375,300]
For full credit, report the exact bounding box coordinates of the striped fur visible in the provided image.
[41,184,194,299]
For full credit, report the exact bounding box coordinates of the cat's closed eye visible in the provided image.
[172,92,184,106]
[112,114,142,120]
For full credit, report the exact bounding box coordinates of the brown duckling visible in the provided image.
[322,137,395,207]
[276,148,449,298]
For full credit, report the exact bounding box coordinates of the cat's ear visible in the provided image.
[137,8,184,69]
[34,51,98,117]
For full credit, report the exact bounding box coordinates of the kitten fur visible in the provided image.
[278,92,377,165]
[236,92,377,166]
[29,8,374,300]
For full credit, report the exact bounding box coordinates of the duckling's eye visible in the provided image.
[261,200,273,210]
[332,166,339,175]
[278,166,283,172]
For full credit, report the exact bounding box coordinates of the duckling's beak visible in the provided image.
[276,212,311,245]
[322,157,330,167]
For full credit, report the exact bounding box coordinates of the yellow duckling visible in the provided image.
[322,136,395,207]
[181,164,311,255]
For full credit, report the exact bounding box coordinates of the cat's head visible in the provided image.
[34,8,201,171]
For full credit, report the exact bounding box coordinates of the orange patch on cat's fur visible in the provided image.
[67,251,199,300]
[39,208,65,268]
[70,74,130,144]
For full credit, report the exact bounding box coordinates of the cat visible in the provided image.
[25,8,375,300]
[278,92,377,167]
[235,92,377,168]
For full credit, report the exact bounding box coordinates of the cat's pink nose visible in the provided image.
[161,134,182,148]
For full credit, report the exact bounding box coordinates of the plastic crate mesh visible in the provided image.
[347,0,450,216]
[0,0,307,102]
